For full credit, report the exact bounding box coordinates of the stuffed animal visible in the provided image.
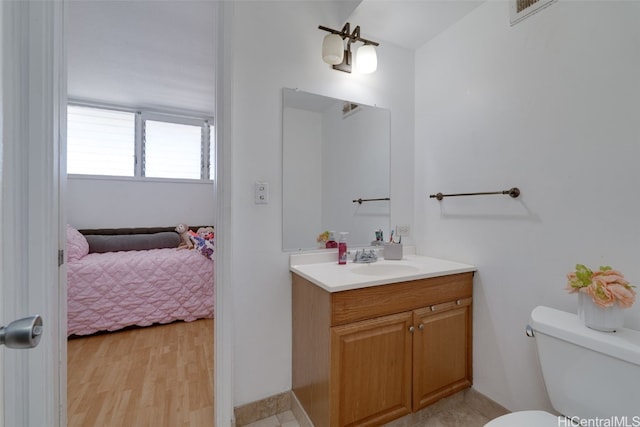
[175,223,194,249]
[196,226,214,240]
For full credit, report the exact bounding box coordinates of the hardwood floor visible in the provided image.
[67,318,214,427]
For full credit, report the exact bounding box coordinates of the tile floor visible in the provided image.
[244,399,492,427]
[386,404,491,427]
[244,410,300,427]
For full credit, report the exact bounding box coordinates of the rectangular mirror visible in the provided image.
[283,88,390,251]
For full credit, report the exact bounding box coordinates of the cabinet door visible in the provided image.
[330,311,413,427]
[413,298,472,411]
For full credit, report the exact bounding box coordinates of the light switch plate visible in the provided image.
[255,181,269,204]
[396,225,410,237]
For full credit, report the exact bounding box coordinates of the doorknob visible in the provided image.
[0,315,43,349]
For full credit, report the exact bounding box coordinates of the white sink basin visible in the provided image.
[351,264,420,277]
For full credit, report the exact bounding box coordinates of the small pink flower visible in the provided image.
[609,283,637,308]
[592,270,629,286]
[586,279,615,308]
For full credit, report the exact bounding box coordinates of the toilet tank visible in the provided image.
[531,306,640,420]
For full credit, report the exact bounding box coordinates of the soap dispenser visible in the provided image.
[338,232,348,265]
[325,231,337,249]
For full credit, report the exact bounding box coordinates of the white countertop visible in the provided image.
[289,249,476,292]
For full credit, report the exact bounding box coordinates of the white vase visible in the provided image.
[578,292,624,332]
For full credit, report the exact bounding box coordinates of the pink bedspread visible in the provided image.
[67,248,214,336]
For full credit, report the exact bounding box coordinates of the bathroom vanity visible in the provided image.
[290,252,476,427]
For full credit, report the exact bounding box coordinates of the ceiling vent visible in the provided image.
[342,102,360,119]
[510,0,556,25]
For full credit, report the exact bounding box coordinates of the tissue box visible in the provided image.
[383,243,403,260]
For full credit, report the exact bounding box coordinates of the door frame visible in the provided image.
[3,1,235,425]
[214,1,234,425]
[1,1,65,426]
[0,1,5,423]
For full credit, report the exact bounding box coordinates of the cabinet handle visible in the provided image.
[408,326,415,333]
[456,300,461,305]
[418,323,424,331]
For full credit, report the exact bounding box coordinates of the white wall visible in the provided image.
[67,177,215,229]
[230,0,415,406]
[414,0,640,413]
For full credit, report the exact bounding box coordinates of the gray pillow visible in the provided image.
[85,232,180,253]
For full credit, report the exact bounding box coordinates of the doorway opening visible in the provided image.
[64,1,217,425]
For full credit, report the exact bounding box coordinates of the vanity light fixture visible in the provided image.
[319,22,379,74]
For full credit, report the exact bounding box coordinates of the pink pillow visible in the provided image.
[66,225,89,261]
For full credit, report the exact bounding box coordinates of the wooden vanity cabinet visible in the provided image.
[292,272,473,427]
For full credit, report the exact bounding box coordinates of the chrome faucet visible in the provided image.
[353,249,378,263]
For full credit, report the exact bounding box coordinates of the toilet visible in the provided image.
[485,306,640,426]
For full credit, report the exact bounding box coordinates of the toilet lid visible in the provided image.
[484,410,558,427]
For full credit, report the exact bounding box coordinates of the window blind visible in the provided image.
[143,120,202,179]
[67,105,135,176]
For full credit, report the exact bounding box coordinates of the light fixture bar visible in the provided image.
[318,23,380,47]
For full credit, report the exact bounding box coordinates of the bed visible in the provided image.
[66,225,214,336]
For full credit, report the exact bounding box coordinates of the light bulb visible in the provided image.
[356,44,377,74]
[322,34,344,65]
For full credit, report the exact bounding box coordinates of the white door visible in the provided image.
[0,1,65,426]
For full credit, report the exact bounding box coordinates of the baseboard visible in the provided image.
[234,391,292,426]
[290,392,314,427]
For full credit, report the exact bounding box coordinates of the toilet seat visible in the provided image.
[484,410,558,427]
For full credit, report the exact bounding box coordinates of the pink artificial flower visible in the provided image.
[566,272,581,293]
[608,283,637,308]
[566,264,636,308]
[585,278,615,308]
[592,269,629,286]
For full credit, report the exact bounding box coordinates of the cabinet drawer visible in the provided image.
[330,272,473,326]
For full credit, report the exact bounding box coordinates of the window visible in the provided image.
[67,106,136,176]
[144,121,202,179]
[67,104,213,180]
